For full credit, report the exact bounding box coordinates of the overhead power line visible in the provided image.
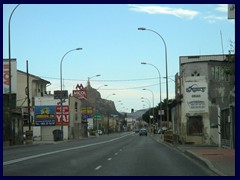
[40,76,175,82]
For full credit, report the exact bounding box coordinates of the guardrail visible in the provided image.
[164,130,173,143]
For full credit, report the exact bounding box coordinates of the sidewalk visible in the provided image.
[151,134,235,176]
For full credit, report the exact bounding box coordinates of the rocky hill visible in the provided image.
[85,82,123,118]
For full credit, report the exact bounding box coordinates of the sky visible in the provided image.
[3,4,235,112]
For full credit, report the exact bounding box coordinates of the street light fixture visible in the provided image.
[96,84,108,90]
[106,93,116,135]
[87,74,101,86]
[141,97,151,126]
[106,93,116,99]
[60,48,82,140]
[142,88,154,123]
[8,4,20,146]
[94,84,107,132]
[141,62,162,129]
[138,27,169,128]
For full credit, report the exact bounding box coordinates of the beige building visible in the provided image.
[171,54,235,148]
[69,96,83,139]
[17,70,50,128]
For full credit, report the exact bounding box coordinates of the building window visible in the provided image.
[187,116,203,136]
[215,66,219,80]
[213,66,230,82]
[75,102,78,112]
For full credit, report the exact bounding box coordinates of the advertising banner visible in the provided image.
[3,59,17,94]
[184,78,208,113]
[56,106,69,125]
[35,106,56,126]
[72,83,87,100]
[81,107,93,114]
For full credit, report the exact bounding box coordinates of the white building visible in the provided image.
[172,54,235,146]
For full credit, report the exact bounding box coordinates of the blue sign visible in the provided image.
[35,106,56,126]
[82,114,92,120]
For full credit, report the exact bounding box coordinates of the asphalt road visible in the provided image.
[3,132,217,176]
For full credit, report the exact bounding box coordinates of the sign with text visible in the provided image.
[56,105,69,125]
[35,106,56,126]
[184,77,208,113]
[82,114,92,120]
[3,59,17,94]
[54,90,68,99]
[228,4,235,19]
[81,107,93,114]
[72,83,87,100]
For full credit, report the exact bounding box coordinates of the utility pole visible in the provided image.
[26,60,31,131]
[26,60,33,144]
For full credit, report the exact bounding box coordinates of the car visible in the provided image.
[96,130,103,135]
[139,128,148,136]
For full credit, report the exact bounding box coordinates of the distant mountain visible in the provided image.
[120,109,148,120]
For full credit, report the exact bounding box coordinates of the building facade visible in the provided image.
[173,54,235,147]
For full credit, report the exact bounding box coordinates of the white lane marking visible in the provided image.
[95,165,102,170]
[114,153,118,155]
[3,133,132,166]
[107,158,112,161]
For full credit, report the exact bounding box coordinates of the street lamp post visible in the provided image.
[141,97,152,126]
[142,88,154,124]
[138,27,169,128]
[141,62,162,130]
[95,85,108,132]
[60,48,82,140]
[87,74,101,87]
[96,84,108,90]
[8,4,20,146]
[106,93,116,134]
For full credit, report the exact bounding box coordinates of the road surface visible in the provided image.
[3,132,217,176]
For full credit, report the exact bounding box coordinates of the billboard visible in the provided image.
[72,83,87,100]
[3,59,17,94]
[35,106,56,126]
[56,106,69,125]
[228,4,235,19]
[184,78,208,113]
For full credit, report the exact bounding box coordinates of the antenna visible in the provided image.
[220,30,225,60]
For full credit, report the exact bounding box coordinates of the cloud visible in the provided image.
[128,4,199,20]
[203,15,226,23]
[215,4,228,12]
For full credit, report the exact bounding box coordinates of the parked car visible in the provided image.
[139,128,148,136]
[96,130,103,135]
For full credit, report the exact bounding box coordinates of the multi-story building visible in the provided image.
[171,54,235,148]
[3,58,51,145]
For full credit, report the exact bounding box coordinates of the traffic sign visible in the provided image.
[54,90,68,99]
[93,114,102,119]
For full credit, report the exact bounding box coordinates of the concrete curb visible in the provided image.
[151,136,227,176]
[185,150,226,176]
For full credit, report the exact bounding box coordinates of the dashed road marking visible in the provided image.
[115,153,118,155]
[95,165,102,170]
[3,133,132,166]
[107,158,112,161]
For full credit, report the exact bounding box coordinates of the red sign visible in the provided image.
[72,83,87,100]
[56,106,69,125]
